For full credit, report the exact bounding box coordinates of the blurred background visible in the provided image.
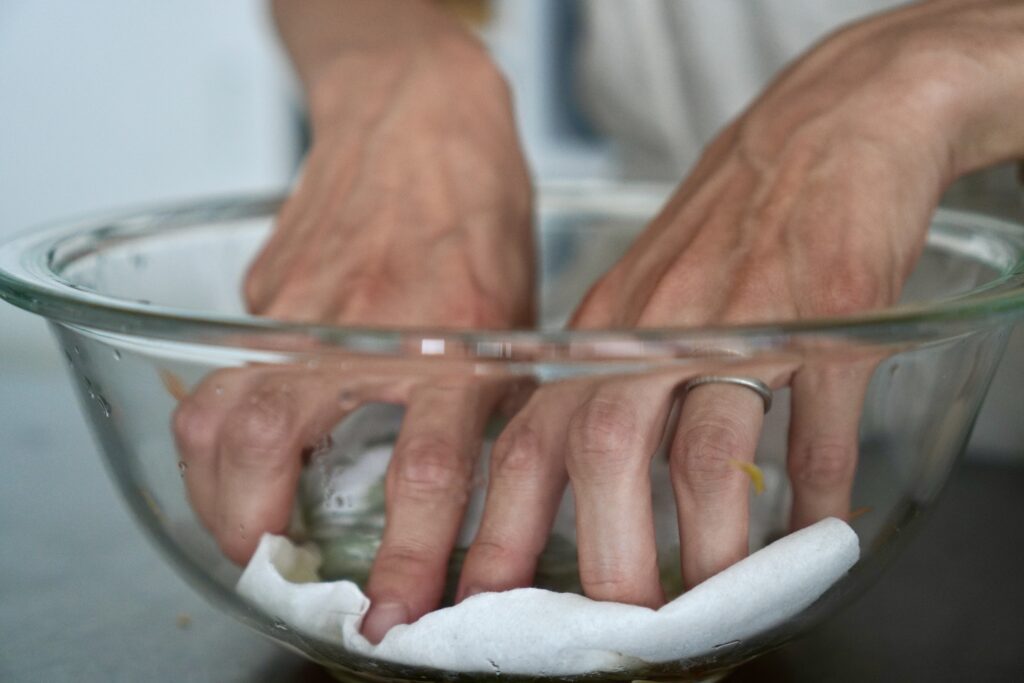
[1,1,1022,681]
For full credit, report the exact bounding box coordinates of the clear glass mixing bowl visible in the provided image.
[2,183,1024,682]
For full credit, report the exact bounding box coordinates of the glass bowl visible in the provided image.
[2,183,1024,682]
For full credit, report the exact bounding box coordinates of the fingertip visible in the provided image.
[457,537,538,604]
[242,256,273,314]
[215,483,297,566]
[215,475,296,566]
[361,601,410,645]
[218,529,261,567]
[455,585,485,604]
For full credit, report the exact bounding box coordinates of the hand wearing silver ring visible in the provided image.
[454,362,798,611]
[681,376,773,413]
[243,0,1024,643]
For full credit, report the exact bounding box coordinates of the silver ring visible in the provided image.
[681,375,773,413]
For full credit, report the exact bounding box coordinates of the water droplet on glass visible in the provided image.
[97,395,112,418]
[112,349,122,361]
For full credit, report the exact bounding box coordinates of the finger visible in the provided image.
[214,379,311,563]
[671,382,764,588]
[244,170,322,314]
[456,384,579,601]
[363,381,501,644]
[244,141,356,315]
[213,368,377,563]
[171,368,259,531]
[567,381,672,608]
[787,361,874,530]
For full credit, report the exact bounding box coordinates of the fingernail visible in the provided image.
[361,601,409,645]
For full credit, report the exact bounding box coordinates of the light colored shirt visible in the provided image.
[579,0,902,178]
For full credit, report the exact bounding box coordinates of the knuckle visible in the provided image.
[788,440,856,489]
[242,267,266,310]
[392,434,470,498]
[674,419,749,493]
[462,303,506,329]
[491,422,546,479]
[440,285,510,328]
[339,273,398,316]
[566,395,640,479]
[374,542,444,579]
[469,538,527,567]
[574,272,620,327]
[172,401,218,457]
[720,263,795,324]
[222,391,298,465]
[812,266,883,316]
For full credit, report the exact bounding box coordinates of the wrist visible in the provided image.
[949,43,1024,175]
[306,35,505,133]
[305,8,504,131]
[872,18,1024,179]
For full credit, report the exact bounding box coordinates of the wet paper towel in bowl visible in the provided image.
[237,517,859,676]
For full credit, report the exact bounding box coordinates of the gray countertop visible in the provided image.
[2,359,1023,682]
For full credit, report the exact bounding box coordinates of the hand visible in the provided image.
[175,0,537,644]
[247,2,534,326]
[453,362,797,609]
[170,359,519,565]
[456,0,1024,604]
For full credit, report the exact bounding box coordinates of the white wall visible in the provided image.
[0,0,297,371]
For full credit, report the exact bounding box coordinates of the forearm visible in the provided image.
[937,1,1024,174]
[743,0,1024,191]
[270,0,493,109]
[863,0,1024,176]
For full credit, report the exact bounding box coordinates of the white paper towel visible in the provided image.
[237,517,859,676]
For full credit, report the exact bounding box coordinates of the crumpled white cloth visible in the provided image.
[237,517,859,676]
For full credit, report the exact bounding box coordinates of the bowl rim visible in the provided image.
[3,181,1024,358]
